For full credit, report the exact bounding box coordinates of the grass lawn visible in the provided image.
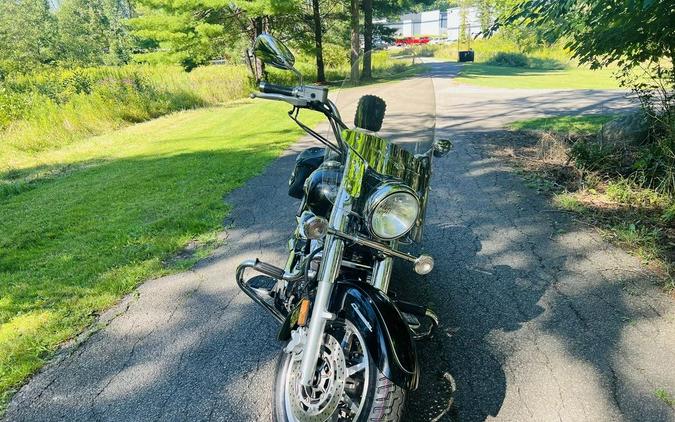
[456,63,622,90]
[0,100,324,409]
[508,114,617,134]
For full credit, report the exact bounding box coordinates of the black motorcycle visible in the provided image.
[237,33,451,421]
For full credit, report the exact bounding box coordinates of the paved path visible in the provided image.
[5,62,674,422]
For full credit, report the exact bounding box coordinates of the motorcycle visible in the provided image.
[236,33,452,421]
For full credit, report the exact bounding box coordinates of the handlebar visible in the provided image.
[259,81,296,97]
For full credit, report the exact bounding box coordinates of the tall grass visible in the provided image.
[431,36,571,70]
[0,65,252,168]
[1,50,412,170]
[267,50,415,86]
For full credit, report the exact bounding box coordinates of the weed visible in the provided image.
[554,193,588,213]
[609,223,662,261]
[661,203,675,223]
[605,179,670,208]
[654,388,674,408]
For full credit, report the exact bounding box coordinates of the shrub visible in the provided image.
[322,43,349,69]
[571,139,622,173]
[487,52,529,67]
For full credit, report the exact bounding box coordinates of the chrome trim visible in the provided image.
[372,257,394,293]
[351,303,373,332]
[341,259,371,271]
[236,260,288,324]
[327,228,424,264]
[299,171,353,386]
[364,182,420,241]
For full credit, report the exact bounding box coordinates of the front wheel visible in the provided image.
[273,318,406,422]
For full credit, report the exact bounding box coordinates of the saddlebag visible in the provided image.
[288,147,325,199]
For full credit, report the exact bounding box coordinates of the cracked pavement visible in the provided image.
[4,61,674,421]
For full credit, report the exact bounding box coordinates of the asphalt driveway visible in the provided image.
[5,62,674,421]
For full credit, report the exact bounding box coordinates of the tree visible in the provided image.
[458,0,469,45]
[350,0,360,82]
[477,0,492,34]
[311,0,326,83]
[57,0,132,66]
[129,0,300,70]
[499,0,674,68]
[360,0,434,80]
[361,0,373,80]
[0,0,59,75]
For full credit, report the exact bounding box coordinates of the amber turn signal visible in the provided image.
[298,299,310,326]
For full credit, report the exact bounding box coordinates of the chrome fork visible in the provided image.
[299,160,353,386]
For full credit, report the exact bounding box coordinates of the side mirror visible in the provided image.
[254,33,296,71]
[433,139,453,157]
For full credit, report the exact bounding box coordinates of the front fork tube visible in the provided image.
[299,234,344,385]
[299,183,352,385]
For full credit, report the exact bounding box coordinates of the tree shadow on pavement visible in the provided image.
[6,129,673,422]
[392,130,673,421]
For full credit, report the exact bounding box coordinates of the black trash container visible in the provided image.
[458,50,474,62]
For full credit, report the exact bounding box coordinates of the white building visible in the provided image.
[385,8,483,40]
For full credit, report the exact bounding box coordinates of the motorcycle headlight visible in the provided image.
[366,184,420,240]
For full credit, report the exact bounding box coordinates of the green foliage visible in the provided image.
[0,0,59,76]
[0,101,325,411]
[487,52,529,67]
[129,0,303,69]
[500,1,675,193]
[654,389,675,408]
[610,223,663,260]
[662,203,675,223]
[501,0,674,68]
[56,0,132,66]
[0,65,252,164]
[605,179,671,208]
[432,36,570,69]
[129,4,237,69]
[570,139,622,173]
[265,50,416,86]
[321,43,350,69]
[553,193,588,213]
[477,0,493,33]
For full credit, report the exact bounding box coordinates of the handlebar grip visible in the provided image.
[259,81,295,97]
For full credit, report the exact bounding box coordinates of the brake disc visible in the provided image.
[286,334,347,422]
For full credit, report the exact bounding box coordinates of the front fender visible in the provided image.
[330,280,419,390]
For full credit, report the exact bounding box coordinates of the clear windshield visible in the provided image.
[330,49,436,156]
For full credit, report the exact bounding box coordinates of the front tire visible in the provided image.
[273,318,406,422]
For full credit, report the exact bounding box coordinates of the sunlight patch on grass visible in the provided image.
[456,63,622,90]
[0,100,324,409]
[509,115,616,135]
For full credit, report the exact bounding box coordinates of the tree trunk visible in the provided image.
[361,0,372,80]
[311,0,325,83]
[350,0,360,83]
[253,16,266,80]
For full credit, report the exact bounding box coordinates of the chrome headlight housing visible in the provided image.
[365,183,420,240]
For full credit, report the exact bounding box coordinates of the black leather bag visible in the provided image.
[288,147,325,199]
